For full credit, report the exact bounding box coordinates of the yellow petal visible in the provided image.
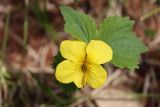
[86,40,113,64]
[86,63,107,88]
[55,60,83,88]
[60,40,87,62]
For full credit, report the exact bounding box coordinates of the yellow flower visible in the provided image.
[55,40,113,88]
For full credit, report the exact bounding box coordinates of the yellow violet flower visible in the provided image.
[55,40,113,88]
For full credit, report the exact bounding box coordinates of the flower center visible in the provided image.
[81,53,88,86]
[81,63,88,86]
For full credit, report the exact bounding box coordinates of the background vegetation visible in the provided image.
[0,0,160,107]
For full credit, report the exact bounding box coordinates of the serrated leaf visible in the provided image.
[98,16,148,70]
[60,6,97,42]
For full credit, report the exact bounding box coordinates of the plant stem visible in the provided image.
[23,0,29,49]
[1,7,10,59]
[140,7,160,21]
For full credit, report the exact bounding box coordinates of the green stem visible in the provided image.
[23,0,29,48]
[140,7,160,21]
[1,8,10,59]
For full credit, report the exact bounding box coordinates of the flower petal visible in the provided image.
[60,40,87,62]
[86,63,107,88]
[55,60,83,88]
[86,40,113,64]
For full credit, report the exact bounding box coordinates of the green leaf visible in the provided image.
[98,16,148,70]
[52,52,64,68]
[56,81,78,93]
[60,6,97,42]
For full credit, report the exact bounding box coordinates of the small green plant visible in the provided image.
[54,6,147,88]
